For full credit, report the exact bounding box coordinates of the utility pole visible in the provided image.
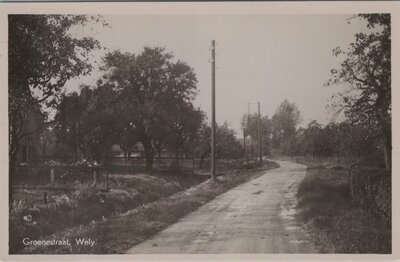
[247,103,250,166]
[243,128,246,153]
[258,102,262,167]
[248,102,262,167]
[211,40,216,180]
[243,127,247,167]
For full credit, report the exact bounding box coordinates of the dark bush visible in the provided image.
[349,168,391,226]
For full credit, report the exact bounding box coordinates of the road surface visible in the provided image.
[126,160,317,254]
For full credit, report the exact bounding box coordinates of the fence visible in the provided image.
[14,156,256,186]
[107,156,196,173]
[12,155,260,206]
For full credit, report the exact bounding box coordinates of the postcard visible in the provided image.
[0,1,399,260]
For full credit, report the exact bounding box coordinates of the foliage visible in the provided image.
[215,123,245,159]
[54,84,125,163]
[326,14,391,170]
[100,47,204,169]
[10,173,205,254]
[276,119,384,166]
[241,114,273,155]
[9,15,102,159]
[8,14,103,208]
[195,122,245,168]
[298,167,391,253]
[271,100,301,151]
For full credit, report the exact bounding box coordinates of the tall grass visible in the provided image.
[297,167,391,253]
[10,173,205,254]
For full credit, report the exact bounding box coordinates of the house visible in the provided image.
[109,143,144,158]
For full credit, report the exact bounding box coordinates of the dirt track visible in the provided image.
[126,160,317,254]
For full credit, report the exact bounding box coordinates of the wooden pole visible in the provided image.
[243,127,246,155]
[106,169,109,192]
[211,40,216,180]
[247,103,250,166]
[258,102,262,167]
[193,146,195,175]
[50,168,55,184]
[93,169,97,185]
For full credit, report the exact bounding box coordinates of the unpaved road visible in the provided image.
[126,160,317,254]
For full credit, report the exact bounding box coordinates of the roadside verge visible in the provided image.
[296,161,391,253]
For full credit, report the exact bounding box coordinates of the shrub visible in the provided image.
[349,168,391,226]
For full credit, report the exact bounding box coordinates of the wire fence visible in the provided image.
[11,155,261,206]
[14,156,256,184]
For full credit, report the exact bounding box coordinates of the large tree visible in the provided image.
[271,100,301,151]
[9,15,102,205]
[101,47,202,170]
[327,14,391,171]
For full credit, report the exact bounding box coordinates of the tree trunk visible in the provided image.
[199,156,204,169]
[142,139,154,171]
[158,151,161,169]
[200,150,209,169]
[381,118,391,173]
[9,143,19,209]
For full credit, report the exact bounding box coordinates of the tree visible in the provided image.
[216,123,245,159]
[9,15,102,206]
[296,120,332,157]
[195,122,245,168]
[55,84,125,164]
[271,100,301,152]
[164,103,204,159]
[53,91,87,160]
[118,127,138,160]
[101,47,201,170]
[327,14,391,171]
[241,114,273,156]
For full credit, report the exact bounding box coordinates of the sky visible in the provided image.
[66,14,368,135]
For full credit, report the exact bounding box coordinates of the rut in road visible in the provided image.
[126,160,317,254]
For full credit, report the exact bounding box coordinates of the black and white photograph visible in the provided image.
[2,2,398,257]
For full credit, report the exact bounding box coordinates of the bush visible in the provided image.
[349,167,391,226]
[298,167,391,253]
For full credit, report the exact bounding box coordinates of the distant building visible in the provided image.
[109,143,144,158]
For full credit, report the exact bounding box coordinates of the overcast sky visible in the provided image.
[67,14,368,135]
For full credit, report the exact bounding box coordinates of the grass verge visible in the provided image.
[10,172,205,253]
[297,165,391,253]
[18,160,279,254]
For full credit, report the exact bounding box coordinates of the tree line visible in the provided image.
[242,14,391,170]
[243,99,385,167]
[53,48,245,169]
[8,15,245,176]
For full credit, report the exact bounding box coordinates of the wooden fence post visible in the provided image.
[93,168,97,185]
[43,192,48,204]
[50,168,55,184]
[106,169,109,192]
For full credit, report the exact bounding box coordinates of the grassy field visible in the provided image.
[296,159,391,253]
[10,171,206,253]
[15,160,279,254]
